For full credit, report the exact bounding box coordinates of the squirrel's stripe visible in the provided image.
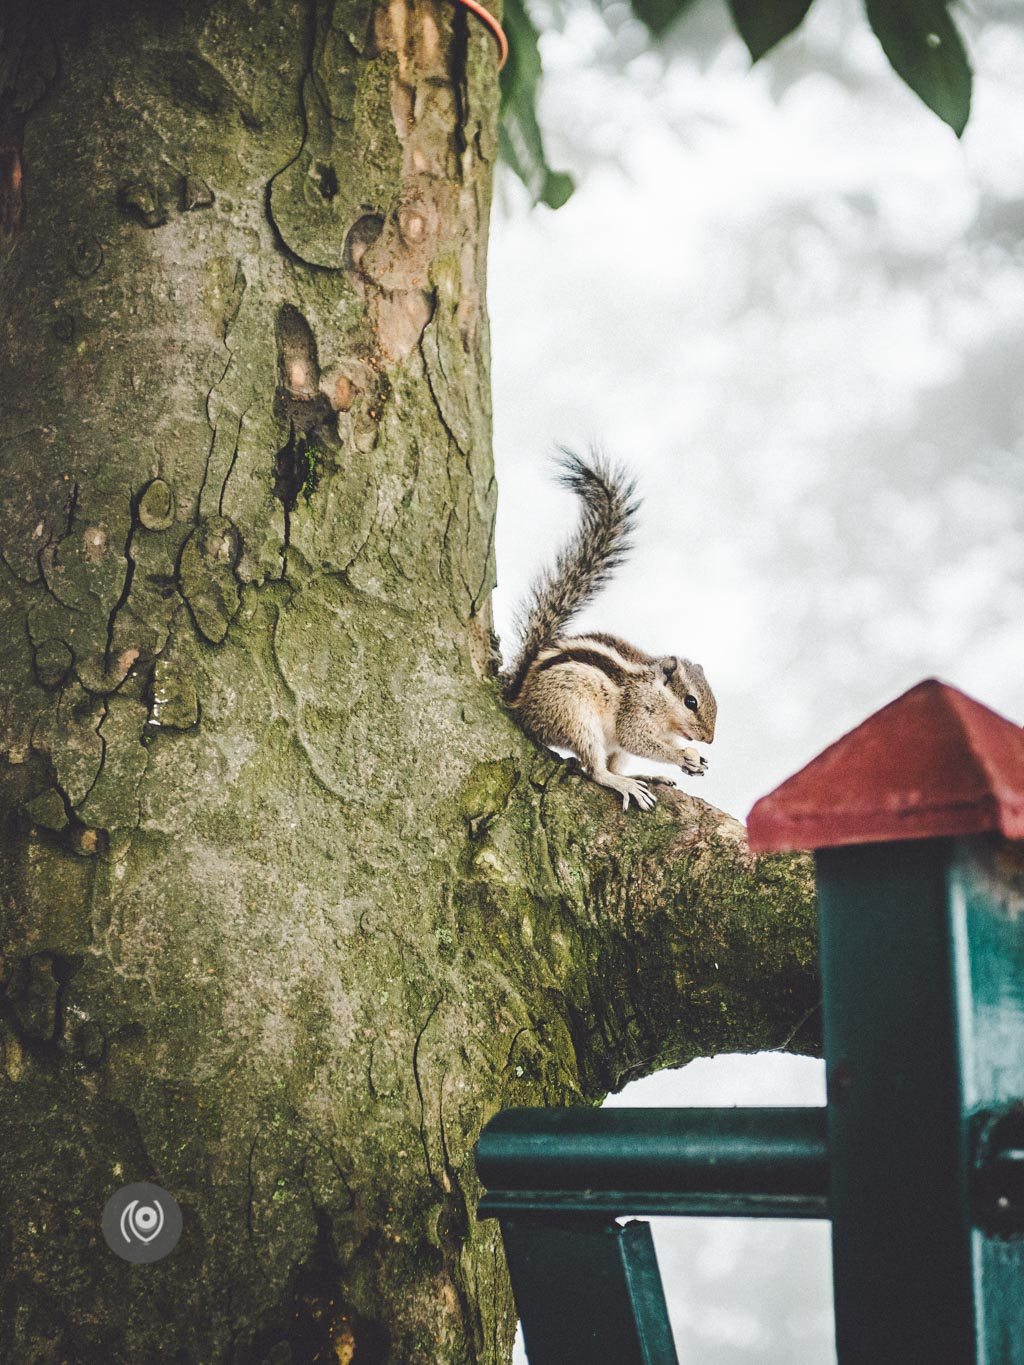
[533,648,632,687]
[584,632,654,665]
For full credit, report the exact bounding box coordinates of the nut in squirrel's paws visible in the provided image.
[679,747,708,776]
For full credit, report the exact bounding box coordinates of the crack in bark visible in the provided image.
[420,322,470,463]
[263,0,341,273]
[424,342,486,616]
[197,347,236,519]
[205,264,247,521]
[74,661,144,700]
[74,697,109,810]
[291,729,348,802]
[280,502,291,580]
[267,593,299,708]
[35,480,86,612]
[196,423,218,523]
[411,995,443,1187]
[218,402,251,518]
[434,332,472,457]
[471,493,496,616]
[439,498,457,599]
[503,1026,529,1072]
[102,488,137,673]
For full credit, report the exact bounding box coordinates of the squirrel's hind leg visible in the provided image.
[576,733,657,811]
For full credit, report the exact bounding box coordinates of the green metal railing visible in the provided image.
[475,680,1024,1364]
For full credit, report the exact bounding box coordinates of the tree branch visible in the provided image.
[459,749,820,1102]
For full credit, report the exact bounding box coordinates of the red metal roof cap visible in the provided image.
[747,679,1024,853]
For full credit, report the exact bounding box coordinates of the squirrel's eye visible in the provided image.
[685,694,699,712]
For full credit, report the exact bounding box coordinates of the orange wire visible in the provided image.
[455,0,509,68]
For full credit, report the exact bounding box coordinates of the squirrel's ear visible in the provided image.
[659,656,678,680]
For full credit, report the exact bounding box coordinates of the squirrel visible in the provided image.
[501,452,716,811]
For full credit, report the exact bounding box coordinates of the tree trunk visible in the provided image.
[0,3,819,1361]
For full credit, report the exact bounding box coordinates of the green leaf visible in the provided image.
[728,0,815,61]
[630,0,701,39]
[865,0,972,136]
[539,170,575,210]
[499,0,575,207]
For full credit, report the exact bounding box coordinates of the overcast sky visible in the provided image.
[490,1,1024,1359]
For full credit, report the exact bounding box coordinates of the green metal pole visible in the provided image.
[816,835,1024,1364]
[500,1217,679,1365]
[816,839,974,1364]
[477,1107,829,1218]
[949,838,1024,1365]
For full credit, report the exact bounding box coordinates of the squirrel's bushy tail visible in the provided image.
[502,450,638,700]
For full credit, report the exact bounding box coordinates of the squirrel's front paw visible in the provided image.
[679,747,708,776]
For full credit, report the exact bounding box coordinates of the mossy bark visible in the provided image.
[0,3,820,1361]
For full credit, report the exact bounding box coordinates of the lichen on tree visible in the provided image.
[0,3,818,1361]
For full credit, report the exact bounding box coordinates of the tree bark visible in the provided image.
[0,3,819,1361]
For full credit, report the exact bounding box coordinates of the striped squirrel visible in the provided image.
[502,452,716,811]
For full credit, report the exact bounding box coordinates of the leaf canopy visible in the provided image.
[865,0,972,136]
[497,0,974,203]
[728,0,815,61]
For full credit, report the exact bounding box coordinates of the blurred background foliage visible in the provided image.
[500,0,973,205]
